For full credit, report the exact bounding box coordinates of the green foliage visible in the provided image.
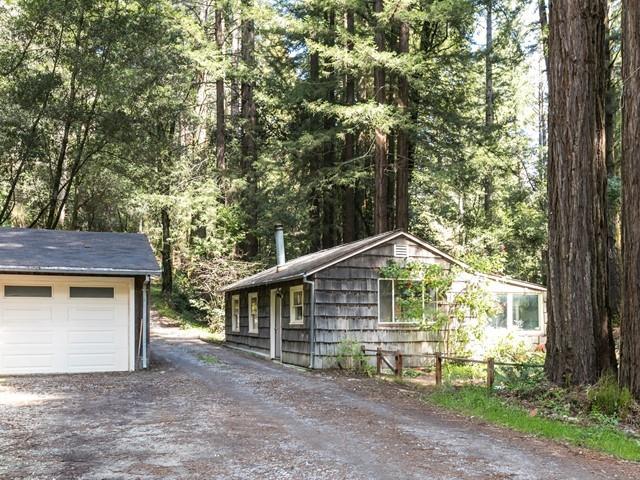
[197,353,221,365]
[426,386,640,462]
[0,0,548,340]
[488,335,546,395]
[335,339,374,376]
[379,260,497,356]
[588,374,634,419]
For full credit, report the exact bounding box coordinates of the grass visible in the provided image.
[424,386,640,462]
[151,284,224,343]
[197,353,221,365]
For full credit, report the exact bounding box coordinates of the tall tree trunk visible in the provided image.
[373,0,388,234]
[545,0,616,385]
[161,207,173,295]
[215,7,226,171]
[395,20,410,231]
[341,9,357,243]
[483,0,494,223]
[308,50,323,252]
[322,10,337,248]
[620,0,640,398]
[539,0,549,70]
[605,26,621,326]
[240,0,258,258]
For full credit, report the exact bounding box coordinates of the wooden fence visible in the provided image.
[359,347,544,390]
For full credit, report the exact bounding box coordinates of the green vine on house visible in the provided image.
[378,260,497,356]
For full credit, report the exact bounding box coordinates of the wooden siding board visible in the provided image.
[311,238,448,368]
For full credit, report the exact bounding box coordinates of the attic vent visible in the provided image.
[393,244,409,258]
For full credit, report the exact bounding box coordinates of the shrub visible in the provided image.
[587,374,634,419]
[336,339,374,376]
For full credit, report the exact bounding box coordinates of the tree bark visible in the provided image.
[545,0,616,385]
[395,20,410,231]
[215,7,226,171]
[620,0,640,398]
[341,9,356,243]
[373,0,388,234]
[308,50,323,252]
[322,10,337,248]
[483,0,494,223]
[605,25,621,326]
[240,0,258,258]
[161,207,173,295]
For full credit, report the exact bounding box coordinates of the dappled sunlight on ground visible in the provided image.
[0,379,66,406]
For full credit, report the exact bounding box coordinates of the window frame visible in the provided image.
[488,292,543,333]
[248,292,259,334]
[289,285,304,325]
[377,278,439,325]
[231,294,240,332]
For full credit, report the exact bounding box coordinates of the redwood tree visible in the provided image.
[545,0,616,385]
[373,0,388,234]
[620,0,640,398]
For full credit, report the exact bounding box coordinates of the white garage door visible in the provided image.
[0,275,133,375]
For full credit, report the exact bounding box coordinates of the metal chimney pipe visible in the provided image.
[275,224,286,266]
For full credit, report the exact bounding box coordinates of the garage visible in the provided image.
[0,228,160,375]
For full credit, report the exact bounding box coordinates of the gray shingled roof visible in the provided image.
[223,229,547,293]
[0,228,161,276]
[223,230,417,291]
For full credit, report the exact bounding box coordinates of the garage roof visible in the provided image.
[0,228,161,276]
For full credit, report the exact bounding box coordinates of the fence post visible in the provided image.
[376,347,382,375]
[395,350,403,377]
[435,352,442,386]
[360,345,366,371]
[487,357,495,390]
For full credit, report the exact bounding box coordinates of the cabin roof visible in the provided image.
[223,230,546,292]
[0,228,161,276]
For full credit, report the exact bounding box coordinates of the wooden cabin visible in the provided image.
[222,229,546,369]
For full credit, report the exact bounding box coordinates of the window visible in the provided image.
[4,285,52,297]
[290,286,304,325]
[378,279,438,324]
[489,294,508,328]
[513,294,540,331]
[231,295,240,332]
[70,287,114,298]
[489,293,541,332]
[248,292,259,333]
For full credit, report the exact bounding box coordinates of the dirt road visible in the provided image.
[1,315,638,479]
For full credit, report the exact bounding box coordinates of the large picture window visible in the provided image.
[231,295,240,332]
[289,286,304,325]
[378,279,438,324]
[489,293,541,331]
[248,292,259,333]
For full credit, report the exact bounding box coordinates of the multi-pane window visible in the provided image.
[231,295,240,332]
[489,293,541,331]
[290,286,304,325]
[248,292,259,333]
[378,279,438,324]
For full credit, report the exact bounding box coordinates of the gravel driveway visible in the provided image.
[1,314,638,480]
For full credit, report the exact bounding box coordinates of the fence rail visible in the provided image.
[356,347,543,389]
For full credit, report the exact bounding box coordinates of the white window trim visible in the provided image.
[488,292,543,334]
[289,285,304,325]
[231,294,240,332]
[248,292,259,333]
[377,278,437,325]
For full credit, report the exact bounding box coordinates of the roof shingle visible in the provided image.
[0,228,161,276]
